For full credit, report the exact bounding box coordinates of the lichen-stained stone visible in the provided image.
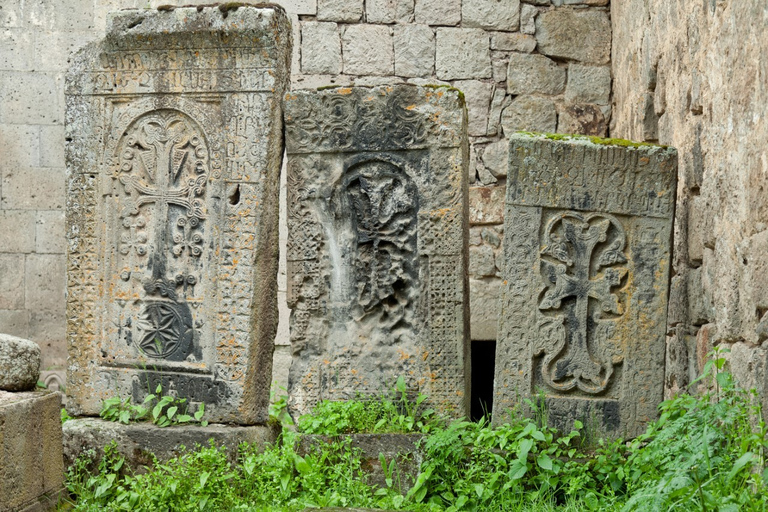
[494,133,677,439]
[506,53,566,96]
[0,334,41,391]
[284,86,470,418]
[64,6,291,425]
[557,103,608,136]
[535,8,611,64]
[469,186,504,225]
[520,3,538,35]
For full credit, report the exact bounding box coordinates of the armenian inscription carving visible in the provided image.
[65,6,290,423]
[284,86,469,418]
[494,134,677,439]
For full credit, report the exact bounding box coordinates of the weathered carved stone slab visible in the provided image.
[64,6,291,424]
[284,86,470,418]
[494,134,677,438]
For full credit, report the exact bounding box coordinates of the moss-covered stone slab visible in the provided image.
[493,133,678,439]
[62,418,278,474]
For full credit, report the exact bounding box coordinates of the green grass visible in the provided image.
[62,352,768,511]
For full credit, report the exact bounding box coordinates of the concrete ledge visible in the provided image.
[0,390,64,512]
[62,418,279,473]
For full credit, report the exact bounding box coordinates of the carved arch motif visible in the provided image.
[113,109,209,360]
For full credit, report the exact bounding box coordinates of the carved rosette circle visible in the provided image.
[135,302,185,358]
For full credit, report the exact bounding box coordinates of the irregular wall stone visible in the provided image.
[506,52,566,96]
[494,134,678,439]
[414,0,460,26]
[64,6,291,424]
[302,21,342,75]
[435,28,491,80]
[565,64,612,105]
[535,8,611,64]
[461,0,520,32]
[342,24,393,76]
[317,0,363,22]
[500,96,557,134]
[0,334,40,391]
[393,25,435,78]
[284,85,470,418]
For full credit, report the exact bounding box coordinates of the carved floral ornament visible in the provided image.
[286,90,428,152]
[537,211,628,395]
[336,160,419,330]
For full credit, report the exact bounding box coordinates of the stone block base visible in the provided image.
[0,390,65,512]
[62,419,279,473]
[298,434,424,491]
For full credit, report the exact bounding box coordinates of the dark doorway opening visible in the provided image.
[470,340,496,421]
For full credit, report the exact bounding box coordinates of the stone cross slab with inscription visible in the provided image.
[284,86,471,418]
[64,6,291,424]
[494,133,677,438]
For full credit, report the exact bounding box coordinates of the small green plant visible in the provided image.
[99,384,207,427]
[61,407,73,424]
[269,386,294,427]
[297,376,439,435]
[618,347,768,511]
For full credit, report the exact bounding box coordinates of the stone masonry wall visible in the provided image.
[0,0,612,395]
[287,0,612,344]
[611,0,768,409]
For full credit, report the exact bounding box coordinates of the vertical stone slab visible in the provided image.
[494,133,677,438]
[284,86,470,417]
[64,6,291,424]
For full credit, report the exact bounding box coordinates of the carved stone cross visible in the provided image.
[538,212,627,394]
[119,112,207,270]
[116,110,208,359]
